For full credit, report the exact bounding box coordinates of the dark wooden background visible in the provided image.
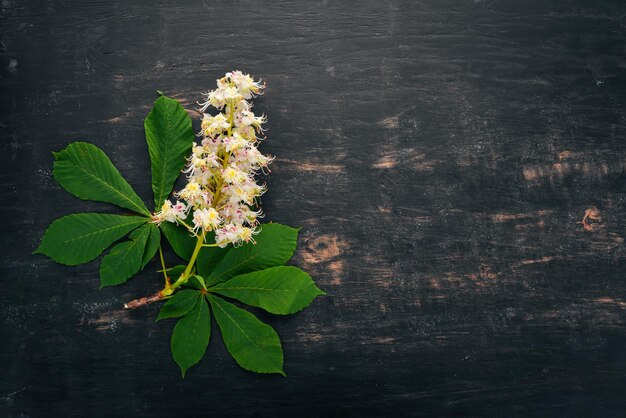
[2,1,626,416]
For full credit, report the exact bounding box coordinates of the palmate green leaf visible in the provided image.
[207,294,284,376]
[206,223,299,286]
[211,266,325,315]
[160,222,195,261]
[145,95,194,208]
[171,296,211,377]
[157,289,200,321]
[53,142,150,216]
[34,213,147,265]
[141,223,161,269]
[99,223,152,288]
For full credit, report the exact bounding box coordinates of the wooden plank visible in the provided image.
[1,1,625,416]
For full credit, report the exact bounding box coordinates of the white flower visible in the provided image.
[236,110,266,130]
[167,71,270,247]
[201,113,230,138]
[152,200,188,225]
[222,165,247,185]
[201,136,221,153]
[224,182,264,205]
[237,226,258,244]
[226,70,264,99]
[177,181,203,202]
[222,86,241,101]
[192,208,221,232]
[245,146,273,170]
[221,132,247,152]
[233,125,258,142]
[215,224,238,247]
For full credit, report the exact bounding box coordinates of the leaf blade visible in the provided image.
[207,223,299,285]
[145,95,194,208]
[163,265,187,280]
[99,223,151,287]
[186,275,207,291]
[157,289,200,321]
[211,266,324,315]
[160,222,195,261]
[35,213,147,265]
[171,296,211,377]
[141,223,161,269]
[53,142,150,216]
[208,294,284,375]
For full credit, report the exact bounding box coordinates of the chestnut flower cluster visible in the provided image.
[152,71,272,247]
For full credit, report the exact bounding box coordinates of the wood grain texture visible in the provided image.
[2,0,626,416]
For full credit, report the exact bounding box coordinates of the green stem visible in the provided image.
[184,231,205,278]
[164,231,205,295]
[158,244,168,285]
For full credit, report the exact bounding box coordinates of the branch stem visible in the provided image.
[158,244,169,286]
